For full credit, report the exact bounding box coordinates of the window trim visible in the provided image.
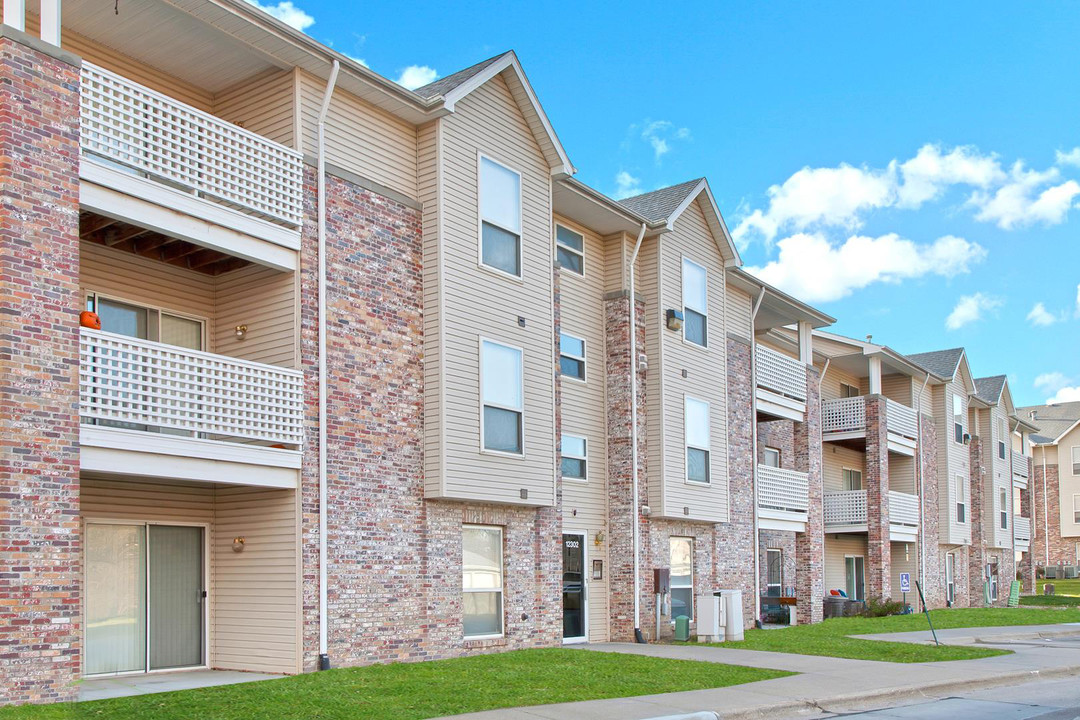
[561,433,588,483]
[1072,446,1080,476]
[476,152,524,281]
[844,555,865,602]
[952,392,965,444]
[840,382,861,399]
[842,466,863,492]
[462,524,505,639]
[945,552,956,604]
[998,417,1007,460]
[85,290,208,350]
[766,548,783,596]
[478,337,525,458]
[681,256,709,349]
[559,332,587,384]
[999,488,1008,530]
[554,223,585,278]
[956,474,966,523]
[763,447,781,468]
[670,536,694,621]
[684,395,711,485]
[1072,494,1080,525]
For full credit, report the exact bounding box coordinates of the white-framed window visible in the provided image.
[685,396,711,484]
[670,537,694,620]
[953,393,964,444]
[842,468,863,491]
[999,488,1008,530]
[998,417,1007,460]
[561,434,587,481]
[945,552,956,604]
[1013,486,1023,514]
[1073,494,1080,525]
[479,155,522,277]
[480,339,523,455]
[844,556,865,601]
[840,382,860,399]
[1072,446,1080,476]
[555,224,584,276]
[86,292,205,351]
[462,525,504,638]
[763,447,781,468]
[956,474,966,523]
[1075,542,1080,566]
[986,559,999,602]
[682,258,708,348]
[559,332,586,382]
[766,548,783,597]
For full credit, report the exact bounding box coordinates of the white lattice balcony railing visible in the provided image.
[1014,515,1032,544]
[822,397,866,434]
[885,399,918,440]
[755,345,807,402]
[80,329,304,447]
[80,62,304,228]
[824,490,867,526]
[757,465,809,514]
[1012,451,1030,479]
[888,491,920,528]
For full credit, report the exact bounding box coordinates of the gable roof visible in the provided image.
[907,348,965,380]
[974,375,1007,405]
[413,51,574,177]
[1018,401,1080,444]
[618,178,740,264]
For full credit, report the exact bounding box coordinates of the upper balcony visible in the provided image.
[823,489,919,541]
[821,396,918,456]
[757,464,809,531]
[1014,515,1031,551]
[755,345,808,421]
[1012,450,1030,488]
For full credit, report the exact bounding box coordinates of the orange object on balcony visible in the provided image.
[80,311,101,330]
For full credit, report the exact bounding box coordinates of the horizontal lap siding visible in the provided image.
[420,121,443,496]
[824,445,865,493]
[881,374,913,406]
[824,535,867,596]
[436,73,555,505]
[726,286,753,342]
[819,366,864,402]
[890,542,917,601]
[1057,426,1080,535]
[983,406,1011,549]
[214,264,298,368]
[640,236,663,513]
[890,454,916,494]
[935,378,971,545]
[213,69,295,148]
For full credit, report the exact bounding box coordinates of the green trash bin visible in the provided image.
[674,615,690,641]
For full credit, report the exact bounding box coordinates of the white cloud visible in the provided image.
[396,65,438,90]
[1048,386,1080,403]
[945,292,1002,330]
[896,144,1004,207]
[613,171,643,200]
[745,232,986,303]
[245,0,314,30]
[1026,302,1061,327]
[968,162,1080,229]
[1035,371,1071,394]
[638,120,691,164]
[1056,147,1080,167]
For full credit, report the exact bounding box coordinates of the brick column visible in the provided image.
[604,292,647,641]
[794,366,823,623]
[917,413,943,608]
[864,395,891,600]
[967,436,987,606]
[1019,455,1036,593]
[0,33,82,706]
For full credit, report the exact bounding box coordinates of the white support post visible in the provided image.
[797,320,813,365]
[3,0,26,31]
[868,356,882,395]
[39,0,60,46]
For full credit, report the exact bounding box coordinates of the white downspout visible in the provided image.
[627,223,647,643]
[317,59,340,670]
[748,288,765,626]
[915,372,930,601]
[1042,446,1049,566]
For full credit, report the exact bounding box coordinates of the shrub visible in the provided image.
[861,597,906,617]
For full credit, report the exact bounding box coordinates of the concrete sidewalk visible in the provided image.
[439,625,1080,720]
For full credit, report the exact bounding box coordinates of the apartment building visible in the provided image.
[1018,401,1080,569]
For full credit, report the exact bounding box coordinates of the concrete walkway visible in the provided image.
[80,669,280,702]
[440,625,1080,720]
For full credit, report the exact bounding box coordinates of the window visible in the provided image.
[945,553,956,604]
[479,156,521,277]
[844,556,865,601]
[956,475,966,523]
[998,418,1006,460]
[86,293,204,351]
[953,393,964,444]
[1000,488,1008,530]
[555,225,584,276]
[561,434,587,481]
[670,537,694,620]
[559,333,586,382]
[481,340,523,455]
[1073,495,1080,525]
[685,397,711,484]
[1076,542,1080,566]
[682,258,708,347]
[763,447,781,468]
[1073,447,1080,476]
[766,549,783,597]
[986,559,999,602]
[840,382,860,399]
[462,526,503,637]
[842,468,863,491]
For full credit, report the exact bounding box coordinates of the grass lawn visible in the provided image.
[703,607,1080,663]
[0,649,791,720]
[1022,594,1080,606]
[1037,578,1080,596]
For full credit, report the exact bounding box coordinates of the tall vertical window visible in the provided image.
[561,434,587,481]
[953,393,964,444]
[559,333,586,382]
[481,340,523,455]
[763,447,781,468]
[555,225,584,276]
[766,549,783,597]
[462,526,503,637]
[682,258,708,347]
[987,559,999,602]
[670,537,694,620]
[998,418,1006,460]
[1000,488,1008,530]
[945,553,956,604]
[844,556,865,601]
[956,475,966,523]
[685,397,711,484]
[479,156,522,277]
[1073,495,1080,524]
[1072,446,1080,475]
[842,468,863,491]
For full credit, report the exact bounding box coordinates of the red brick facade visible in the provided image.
[864,395,891,600]
[794,368,824,623]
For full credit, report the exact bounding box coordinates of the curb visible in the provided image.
[716,664,1080,719]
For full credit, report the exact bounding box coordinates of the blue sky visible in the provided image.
[252,0,1079,406]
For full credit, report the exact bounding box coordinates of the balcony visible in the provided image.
[823,490,919,540]
[755,346,807,421]
[1012,450,1030,487]
[757,465,809,531]
[79,62,303,270]
[79,329,304,488]
[821,396,918,455]
[1014,516,1031,550]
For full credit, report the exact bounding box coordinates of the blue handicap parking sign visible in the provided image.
[899,572,911,593]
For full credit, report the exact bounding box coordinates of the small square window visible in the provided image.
[555,225,584,276]
[559,333,586,382]
[843,468,863,491]
[763,447,780,468]
[561,434,587,481]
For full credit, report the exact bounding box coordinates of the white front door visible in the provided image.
[562,533,587,643]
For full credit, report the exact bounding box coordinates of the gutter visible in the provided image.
[627,223,647,643]
[316,59,340,671]
[915,372,930,602]
[748,287,766,626]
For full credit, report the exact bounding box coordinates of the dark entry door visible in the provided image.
[562,533,586,641]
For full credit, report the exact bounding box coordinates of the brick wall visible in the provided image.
[0,35,82,706]
[794,366,824,623]
[1018,455,1035,593]
[759,530,796,598]
[918,414,945,608]
[757,420,794,468]
[1031,463,1076,567]
[967,436,987,605]
[864,395,891,600]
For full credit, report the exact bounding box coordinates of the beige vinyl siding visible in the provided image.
[653,199,729,522]
[890,454,916,495]
[640,235,663,514]
[428,72,556,506]
[881,374,913,406]
[933,377,971,545]
[213,69,296,148]
[555,215,610,642]
[297,71,417,200]
[820,366,864,402]
[419,120,443,497]
[726,285,753,342]
[604,231,633,295]
[80,478,298,675]
[214,265,297,368]
[980,405,1012,549]
[1058,425,1080,537]
[824,535,867,596]
[824,445,865,493]
[890,541,918,600]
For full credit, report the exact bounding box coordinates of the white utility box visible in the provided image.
[695,593,724,642]
[720,589,744,641]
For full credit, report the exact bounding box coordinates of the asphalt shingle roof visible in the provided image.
[1017,401,1080,444]
[974,375,1007,405]
[617,179,703,224]
[413,53,509,100]
[907,348,965,380]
